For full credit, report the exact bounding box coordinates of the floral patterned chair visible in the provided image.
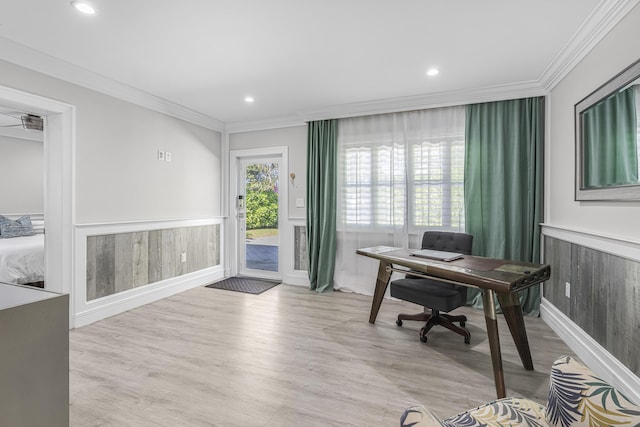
[401,356,640,427]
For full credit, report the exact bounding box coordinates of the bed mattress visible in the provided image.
[0,234,45,284]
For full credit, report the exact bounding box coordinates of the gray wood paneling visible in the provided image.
[542,237,571,315]
[294,225,307,271]
[132,232,149,289]
[114,233,134,294]
[161,228,177,279]
[95,235,115,299]
[86,236,97,301]
[543,235,640,377]
[148,230,163,284]
[87,224,220,302]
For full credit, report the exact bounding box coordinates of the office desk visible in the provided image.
[356,246,551,398]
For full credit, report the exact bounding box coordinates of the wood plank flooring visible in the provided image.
[70,284,575,426]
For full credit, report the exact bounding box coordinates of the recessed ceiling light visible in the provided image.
[71,1,98,15]
[244,96,255,103]
[426,68,440,77]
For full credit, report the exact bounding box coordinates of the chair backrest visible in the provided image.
[421,231,473,255]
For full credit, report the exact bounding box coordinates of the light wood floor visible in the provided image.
[69,284,575,426]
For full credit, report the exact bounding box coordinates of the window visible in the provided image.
[338,106,465,233]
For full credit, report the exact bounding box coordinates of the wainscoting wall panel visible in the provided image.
[86,224,220,301]
[294,225,307,271]
[543,234,640,377]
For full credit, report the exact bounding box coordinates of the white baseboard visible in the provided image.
[541,298,640,404]
[74,266,224,328]
[283,271,310,287]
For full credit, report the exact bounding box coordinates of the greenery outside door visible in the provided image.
[239,158,280,277]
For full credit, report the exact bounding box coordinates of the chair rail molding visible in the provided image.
[74,217,225,327]
[541,223,640,262]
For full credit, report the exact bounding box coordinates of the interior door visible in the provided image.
[238,157,281,279]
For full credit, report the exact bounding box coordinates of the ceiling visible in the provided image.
[0,0,613,129]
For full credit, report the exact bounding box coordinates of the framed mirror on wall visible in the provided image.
[575,58,640,201]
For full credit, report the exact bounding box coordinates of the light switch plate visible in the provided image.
[296,198,305,208]
[158,150,165,161]
[165,152,172,162]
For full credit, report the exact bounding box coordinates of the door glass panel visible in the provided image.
[244,161,279,272]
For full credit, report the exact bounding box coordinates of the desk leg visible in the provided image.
[369,260,392,324]
[497,293,534,371]
[483,289,506,399]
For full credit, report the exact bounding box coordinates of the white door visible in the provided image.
[238,157,281,279]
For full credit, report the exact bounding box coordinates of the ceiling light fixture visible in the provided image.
[71,1,98,15]
[426,68,440,77]
[244,96,255,103]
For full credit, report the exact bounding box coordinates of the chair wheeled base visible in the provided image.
[396,309,470,344]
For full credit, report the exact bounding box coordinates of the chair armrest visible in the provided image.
[401,406,444,427]
[546,356,640,426]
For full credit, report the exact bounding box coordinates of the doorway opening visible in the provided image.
[230,147,288,282]
[241,159,280,273]
[0,85,75,325]
[239,157,281,278]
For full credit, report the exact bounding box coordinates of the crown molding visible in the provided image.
[0,37,225,132]
[225,117,306,134]
[539,0,640,91]
[227,81,546,133]
[299,81,546,122]
[2,0,637,135]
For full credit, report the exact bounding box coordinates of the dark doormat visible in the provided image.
[205,277,280,295]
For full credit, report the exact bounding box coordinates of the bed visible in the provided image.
[0,215,45,287]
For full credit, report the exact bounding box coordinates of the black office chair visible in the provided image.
[390,231,473,344]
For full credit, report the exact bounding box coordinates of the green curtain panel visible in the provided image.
[464,97,544,315]
[306,120,338,293]
[582,86,638,188]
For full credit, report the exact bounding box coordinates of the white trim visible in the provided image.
[75,216,223,231]
[541,298,640,404]
[73,217,224,327]
[74,265,224,328]
[0,37,224,132]
[0,126,43,142]
[221,132,230,218]
[227,81,546,133]
[3,0,638,135]
[0,84,76,327]
[283,272,310,287]
[539,0,640,91]
[541,223,640,262]
[226,118,307,134]
[300,81,546,122]
[282,219,309,286]
[2,0,637,135]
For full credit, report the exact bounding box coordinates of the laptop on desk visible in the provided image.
[410,249,464,262]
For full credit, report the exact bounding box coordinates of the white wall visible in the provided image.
[0,59,222,224]
[0,135,44,214]
[230,125,307,218]
[547,3,640,240]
